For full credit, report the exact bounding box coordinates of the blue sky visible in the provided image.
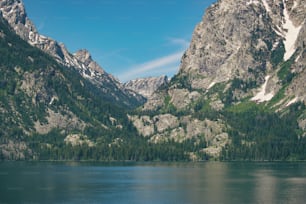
[23,0,215,82]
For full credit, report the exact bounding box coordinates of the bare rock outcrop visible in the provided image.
[124,76,169,98]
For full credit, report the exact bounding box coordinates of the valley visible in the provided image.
[0,0,305,161]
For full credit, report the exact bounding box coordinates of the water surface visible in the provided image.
[1,162,306,203]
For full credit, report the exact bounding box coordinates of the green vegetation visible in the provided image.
[221,102,306,161]
[25,124,209,162]
[222,78,257,106]
[161,95,177,114]
[170,73,192,90]
[271,42,285,66]
[278,59,295,84]
[27,130,204,161]
[193,98,219,121]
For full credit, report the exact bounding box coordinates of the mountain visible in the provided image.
[0,0,145,109]
[124,76,169,98]
[0,13,136,159]
[131,0,306,160]
[177,0,306,102]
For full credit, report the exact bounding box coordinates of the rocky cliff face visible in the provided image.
[0,0,145,108]
[143,0,306,111]
[124,76,169,98]
[0,0,81,68]
[131,0,306,159]
[179,0,305,91]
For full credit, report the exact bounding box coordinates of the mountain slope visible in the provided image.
[0,14,138,159]
[0,1,204,161]
[131,0,306,160]
[0,0,145,109]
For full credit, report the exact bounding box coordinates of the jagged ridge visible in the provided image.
[0,0,145,109]
[124,76,169,98]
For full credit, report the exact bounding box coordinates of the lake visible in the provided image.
[1,162,306,204]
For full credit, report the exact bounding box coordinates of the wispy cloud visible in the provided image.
[167,37,190,48]
[37,21,45,32]
[117,37,190,82]
[119,51,184,82]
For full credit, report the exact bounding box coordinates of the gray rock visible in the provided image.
[153,114,179,133]
[129,115,155,137]
[124,76,169,98]
[168,88,200,110]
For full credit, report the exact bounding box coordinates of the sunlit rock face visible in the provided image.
[124,76,169,98]
[179,0,305,91]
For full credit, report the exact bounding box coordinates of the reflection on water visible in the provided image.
[255,169,277,203]
[0,162,306,203]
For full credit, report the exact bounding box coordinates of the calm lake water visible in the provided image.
[1,162,306,204]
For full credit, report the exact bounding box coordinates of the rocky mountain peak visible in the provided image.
[74,49,105,74]
[74,49,92,63]
[0,0,97,70]
[0,0,84,67]
[0,0,25,22]
[179,0,305,90]
[0,0,36,40]
[124,76,169,98]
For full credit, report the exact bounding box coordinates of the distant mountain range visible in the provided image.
[124,76,169,98]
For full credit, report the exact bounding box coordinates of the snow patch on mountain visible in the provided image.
[247,0,260,6]
[292,1,298,10]
[282,0,302,61]
[251,75,274,103]
[286,97,299,107]
[208,82,216,89]
[261,0,271,13]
